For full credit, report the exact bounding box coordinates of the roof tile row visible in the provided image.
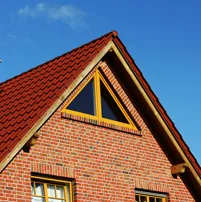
[0,31,114,165]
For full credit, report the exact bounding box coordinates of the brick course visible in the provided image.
[0,63,194,201]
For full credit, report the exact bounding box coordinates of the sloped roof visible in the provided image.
[0,30,200,179]
[0,31,115,164]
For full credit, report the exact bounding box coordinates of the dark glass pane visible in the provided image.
[31,182,35,195]
[67,79,95,115]
[135,195,140,202]
[100,81,128,123]
[140,196,147,202]
[150,197,155,202]
[156,199,162,202]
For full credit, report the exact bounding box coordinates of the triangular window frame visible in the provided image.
[62,70,138,130]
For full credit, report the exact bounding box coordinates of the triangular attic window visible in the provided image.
[67,78,95,116]
[100,79,128,124]
[62,70,137,129]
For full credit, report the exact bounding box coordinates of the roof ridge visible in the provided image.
[0,30,118,87]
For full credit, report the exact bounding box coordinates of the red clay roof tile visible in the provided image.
[0,31,115,166]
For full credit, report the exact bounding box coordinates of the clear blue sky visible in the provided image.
[1,1,201,165]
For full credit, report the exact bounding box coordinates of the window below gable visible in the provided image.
[31,176,73,202]
[135,190,167,202]
[62,69,139,131]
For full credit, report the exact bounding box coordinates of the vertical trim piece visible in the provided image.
[95,70,101,118]
[44,183,48,202]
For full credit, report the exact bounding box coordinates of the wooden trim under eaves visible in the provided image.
[110,41,201,187]
[171,163,188,177]
[0,41,114,173]
[23,133,40,152]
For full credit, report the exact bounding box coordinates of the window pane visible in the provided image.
[100,81,128,123]
[56,186,64,198]
[135,195,140,202]
[67,79,95,115]
[156,199,162,202]
[48,185,56,197]
[150,197,155,202]
[66,184,71,201]
[35,183,44,196]
[31,182,35,195]
[48,199,65,202]
[32,196,45,202]
[140,196,147,202]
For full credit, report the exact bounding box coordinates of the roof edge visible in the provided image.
[112,37,201,176]
[0,40,114,173]
[0,30,118,86]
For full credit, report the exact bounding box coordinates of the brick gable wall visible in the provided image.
[0,63,194,201]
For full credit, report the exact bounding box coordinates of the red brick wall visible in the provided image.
[0,63,194,201]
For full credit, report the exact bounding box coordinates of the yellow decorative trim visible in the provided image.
[95,70,102,118]
[61,69,138,130]
[32,176,72,184]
